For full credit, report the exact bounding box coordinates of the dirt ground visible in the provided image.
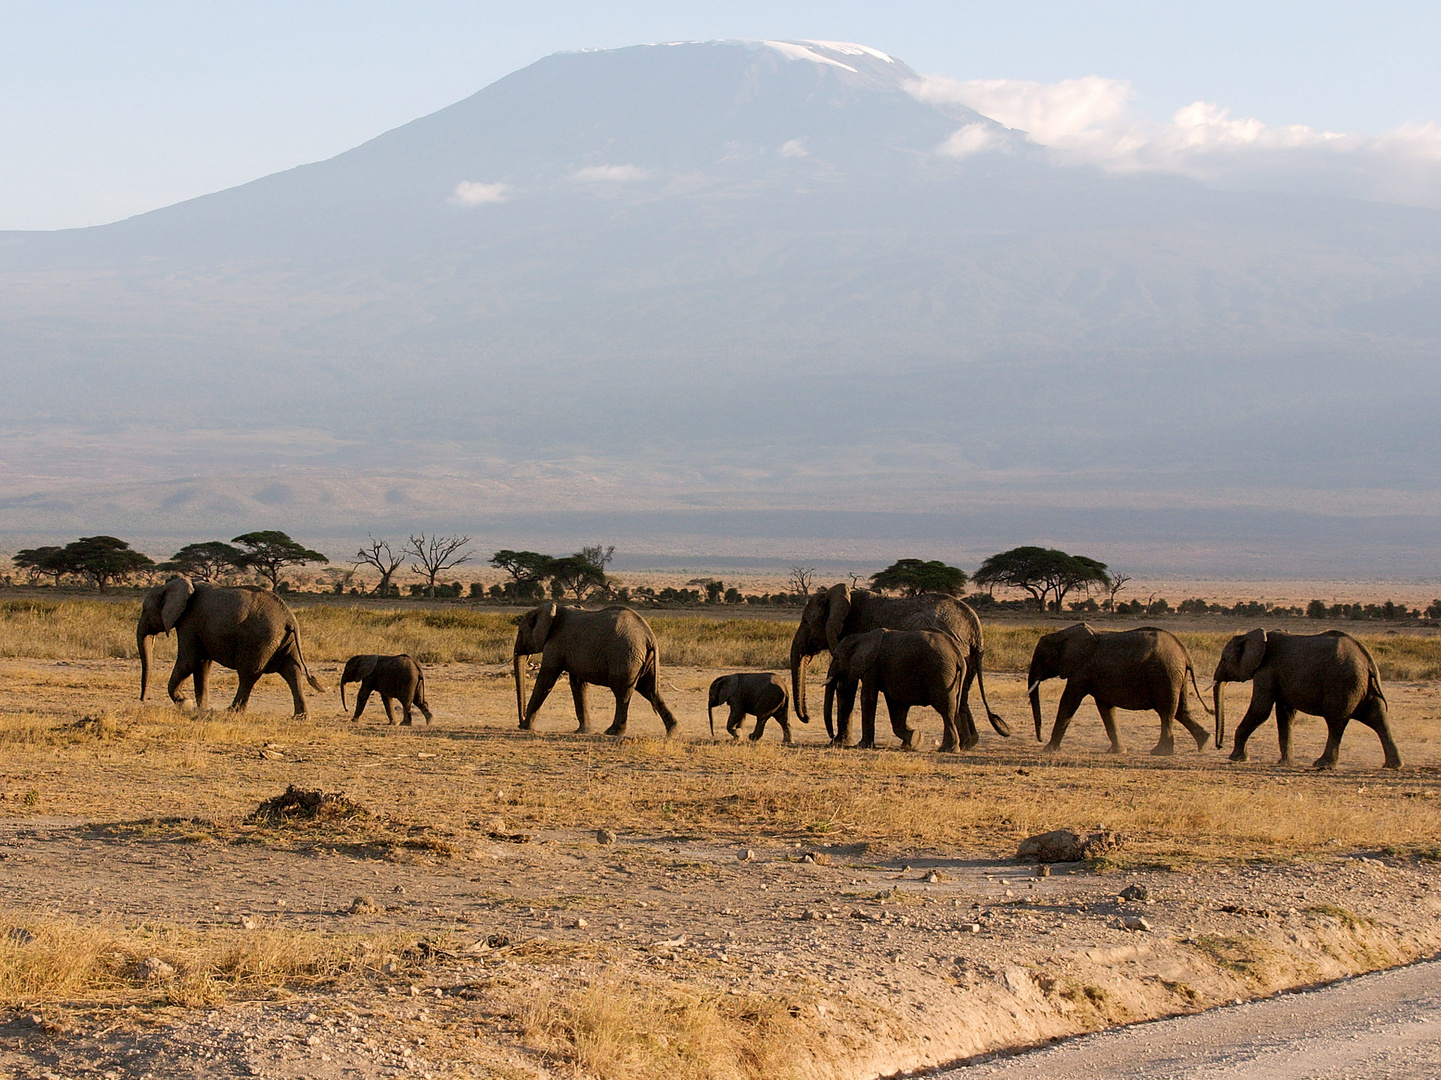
[2,657,1441,1079]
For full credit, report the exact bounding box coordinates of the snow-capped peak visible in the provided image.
[760,41,858,72]
[803,40,895,63]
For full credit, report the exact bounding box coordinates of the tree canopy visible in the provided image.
[231,531,328,589]
[973,546,1110,611]
[869,558,969,597]
[13,546,66,585]
[58,536,155,591]
[162,541,243,581]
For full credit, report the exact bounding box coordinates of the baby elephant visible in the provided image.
[708,673,793,744]
[340,654,433,726]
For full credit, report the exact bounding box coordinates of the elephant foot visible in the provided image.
[291,713,308,722]
[518,718,533,731]
[603,725,628,738]
[400,719,413,727]
[1108,744,1127,755]
[1277,755,1293,766]
[1149,742,1175,757]
[1193,733,1211,750]
[828,738,844,749]
[1041,743,1061,755]
[781,737,793,747]
[1312,757,1338,771]
[938,741,959,753]
[576,724,593,735]
[1384,758,1402,770]
[1229,749,1248,762]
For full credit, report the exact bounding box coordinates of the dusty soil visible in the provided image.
[2,658,1440,1079]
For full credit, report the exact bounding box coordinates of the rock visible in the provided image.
[572,918,588,929]
[1016,828,1125,863]
[347,896,379,916]
[801,853,815,863]
[136,956,175,982]
[305,1034,322,1046]
[1120,883,1150,902]
[240,916,258,930]
[738,848,755,862]
[962,923,981,933]
[1122,915,1152,932]
[596,828,617,845]
[802,909,823,921]
[1036,864,1051,878]
[925,870,941,883]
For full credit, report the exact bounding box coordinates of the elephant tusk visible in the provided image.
[1026,681,1042,697]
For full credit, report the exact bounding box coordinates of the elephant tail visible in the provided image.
[972,647,1011,737]
[1355,638,1387,703]
[1187,661,1214,716]
[286,623,325,693]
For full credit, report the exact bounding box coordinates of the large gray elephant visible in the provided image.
[790,584,1006,741]
[1027,624,1211,755]
[1212,629,1400,770]
[708,672,791,744]
[824,629,985,752]
[340,654,432,726]
[512,602,677,737]
[137,576,324,717]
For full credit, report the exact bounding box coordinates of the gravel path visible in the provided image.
[951,957,1441,1079]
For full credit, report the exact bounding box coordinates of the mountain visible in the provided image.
[1,39,1439,574]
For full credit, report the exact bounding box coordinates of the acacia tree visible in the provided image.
[231,531,329,590]
[489,549,553,601]
[354,535,406,597]
[13,546,67,586]
[59,536,155,592]
[869,558,969,597]
[406,534,473,598]
[162,541,244,582]
[973,546,1110,612]
[548,546,613,602]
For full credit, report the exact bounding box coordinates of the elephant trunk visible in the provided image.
[340,678,348,711]
[513,652,528,729]
[708,701,715,737]
[791,639,812,724]
[1029,684,1044,742]
[137,625,153,702]
[823,679,835,740]
[1213,682,1225,749]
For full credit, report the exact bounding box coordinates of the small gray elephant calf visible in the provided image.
[708,673,793,744]
[340,654,433,726]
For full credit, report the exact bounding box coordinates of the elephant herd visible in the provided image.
[135,576,1404,770]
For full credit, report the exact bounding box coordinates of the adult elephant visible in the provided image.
[512,602,678,737]
[824,629,975,751]
[137,576,324,716]
[1212,629,1400,770]
[790,584,1006,740]
[1027,624,1210,755]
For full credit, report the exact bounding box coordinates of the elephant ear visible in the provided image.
[160,576,195,631]
[354,655,380,681]
[1237,628,1268,680]
[532,601,559,649]
[823,583,852,649]
[711,675,735,704]
[1057,624,1100,680]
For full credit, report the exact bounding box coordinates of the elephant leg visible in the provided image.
[938,696,966,753]
[1352,695,1402,770]
[1176,694,1210,750]
[569,674,591,734]
[1044,682,1089,752]
[771,706,792,746]
[635,665,678,735]
[858,683,880,749]
[352,684,373,722]
[1228,690,1276,763]
[887,699,915,749]
[1096,702,1125,754]
[521,662,564,729]
[603,686,634,738]
[167,655,196,710]
[275,659,308,718]
[383,695,402,726]
[1314,715,1347,770]
[414,684,433,724]
[956,665,979,748]
[192,659,213,713]
[230,670,262,714]
[1275,701,1296,764]
[399,689,416,727]
[729,702,748,739]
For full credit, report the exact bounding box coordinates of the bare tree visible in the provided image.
[355,535,406,597]
[1105,572,1133,611]
[406,534,473,598]
[788,565,817,598]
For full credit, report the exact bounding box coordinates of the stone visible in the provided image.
[347,896,379,916]
[1122,915,1152,932]
[1120,884,1150,902]
[925,870,941,883]
[1036,864,1051,878]
[137,956,175,982]
[596,828,617,845]
[1016,828,1125,863]
[962,923,982,933]
[739,848,755,862]
[572,918,588,929]
[240,916,258,930]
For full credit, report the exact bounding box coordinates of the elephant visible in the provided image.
[790,584,1007,743]
[707,673,792,744]
[823,629,985,752]
[1212,629,1400,770]
[512,602,678,737]
[1027,624,1211,755]
[340,654,432,726]
[137,576,324,717]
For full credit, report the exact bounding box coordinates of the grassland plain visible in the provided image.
[1,601,1440,1079]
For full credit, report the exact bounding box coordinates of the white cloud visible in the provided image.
[450,181,507,206]
[938,123,1005,158]
[907,74,1441,208]
[778,138,808,159]
[572,164,649,183]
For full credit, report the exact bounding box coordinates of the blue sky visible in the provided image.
[3,1,1438,229]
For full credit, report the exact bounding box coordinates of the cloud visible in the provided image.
[778,138,808,159]
[938,123,1005,158]
[450,181,508,205]
[572,164,649,183]
[907,75,1441,208]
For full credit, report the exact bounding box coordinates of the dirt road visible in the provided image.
[952,957,1441,1079]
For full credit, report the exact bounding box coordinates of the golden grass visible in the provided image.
[0,913,412,1008]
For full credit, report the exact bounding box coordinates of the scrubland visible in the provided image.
[1,600,1440,1079]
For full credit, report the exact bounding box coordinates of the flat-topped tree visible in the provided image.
[869,559,969,597]
[162,541,244,582]
[231,531,328,590]
[59,536,155,592]
[973,546,1110,612]
[490,550,555,601]
[13,546,67,586]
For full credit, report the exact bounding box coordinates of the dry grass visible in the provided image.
[0,913,411,1008]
